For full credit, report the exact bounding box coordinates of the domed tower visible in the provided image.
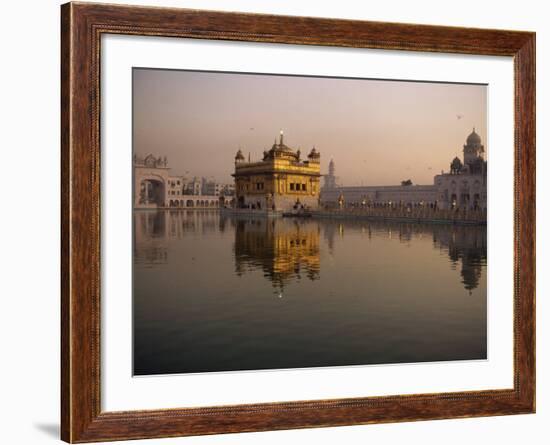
[463,128,485,166]
[267,130,299,161]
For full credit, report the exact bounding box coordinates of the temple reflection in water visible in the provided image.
[233,218,321,290]
[133,210,487,375]
[134,210,486,293]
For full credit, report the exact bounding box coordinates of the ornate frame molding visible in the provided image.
[61,2,535,442]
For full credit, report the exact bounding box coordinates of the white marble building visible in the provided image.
[134,154,229,209]
[321,129,487,211]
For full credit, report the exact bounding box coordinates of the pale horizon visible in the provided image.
[133,68,487,186]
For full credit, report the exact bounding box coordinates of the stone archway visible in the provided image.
[138,178,165,207]
[134,162,169,208]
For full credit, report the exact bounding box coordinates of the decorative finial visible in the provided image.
[279,129,284,145]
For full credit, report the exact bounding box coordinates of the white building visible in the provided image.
[321,129,487,211]
[433,128,487,210]
[185,177,202,195]
[202,180,235,197]
[134,155,228,209]
[166,177,186,200]
[134,154,171,208]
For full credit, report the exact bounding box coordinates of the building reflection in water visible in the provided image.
[432,224,487,293]
[321,219,486,293]
[133,210,221,266]
[133,210,167,266]
[233,217,321,291]
[134,210,487,375]
[134,211,486,292]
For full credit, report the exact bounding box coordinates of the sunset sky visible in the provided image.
[133,68,487,186]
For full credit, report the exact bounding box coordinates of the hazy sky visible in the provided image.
[133,68,486,186]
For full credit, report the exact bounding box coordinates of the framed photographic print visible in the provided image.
[61,2,535,442]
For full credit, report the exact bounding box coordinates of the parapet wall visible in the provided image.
[321,185,437,205]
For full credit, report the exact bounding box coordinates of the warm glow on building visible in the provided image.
[233,131,321,211]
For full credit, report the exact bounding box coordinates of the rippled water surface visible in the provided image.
[133,210,487,375]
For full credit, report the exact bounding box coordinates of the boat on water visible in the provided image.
[282,209,313,218]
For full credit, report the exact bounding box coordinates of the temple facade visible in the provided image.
[233,131,322,211]
[321,128,487,211]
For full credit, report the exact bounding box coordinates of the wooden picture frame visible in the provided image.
[61,2,535,442]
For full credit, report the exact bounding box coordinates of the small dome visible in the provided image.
[235,149,245,160]
[467,128,482,145]
[308,147,320,158]
[450,156,463,173]
[272,143,293,152]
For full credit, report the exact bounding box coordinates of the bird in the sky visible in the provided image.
[457,114,464,120]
